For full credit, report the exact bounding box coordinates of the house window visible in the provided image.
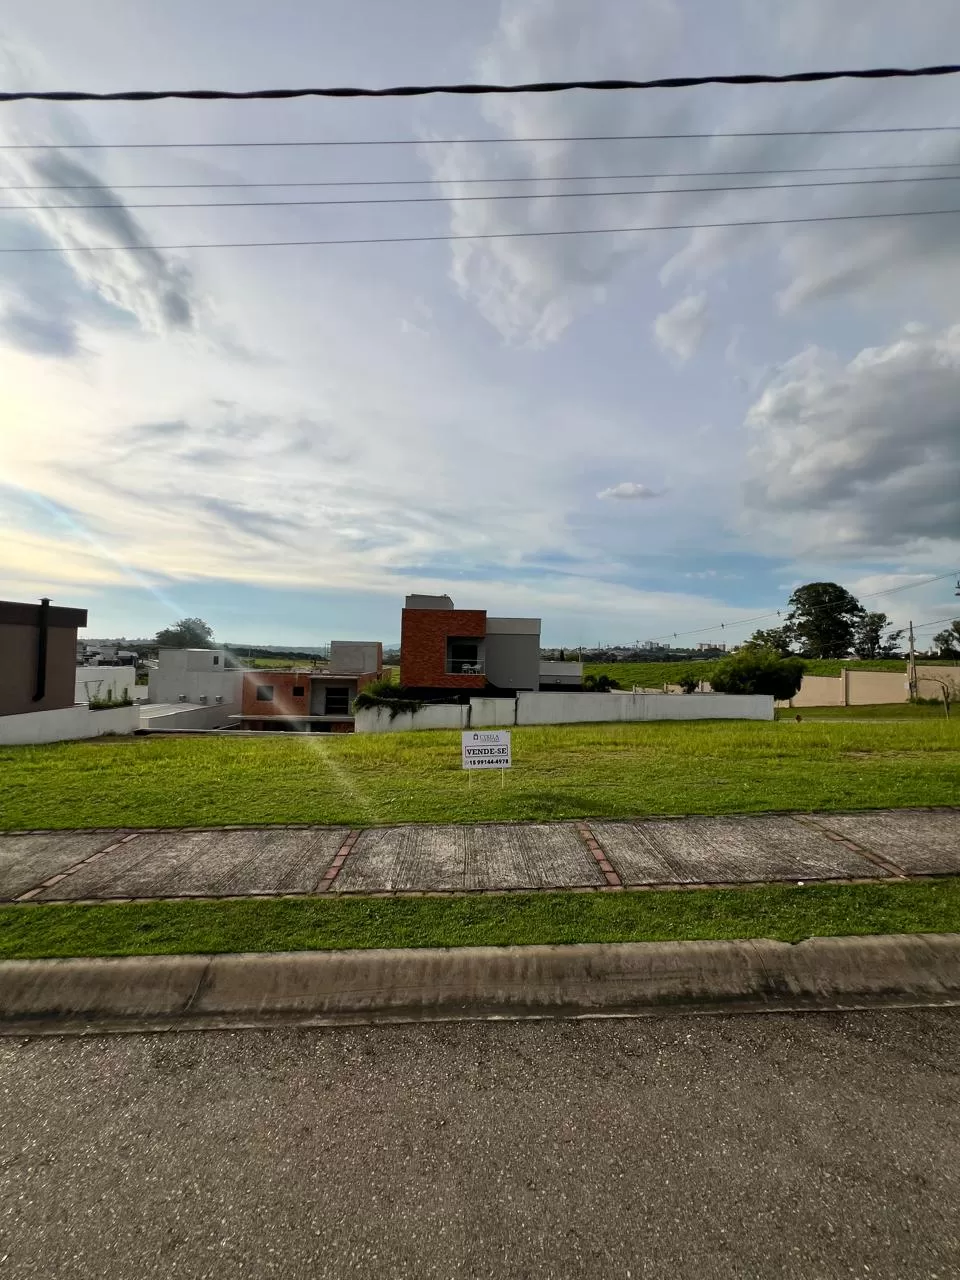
[325,686,350,715]
[213,655,220,666]
[293,685,305,697]
[255,685,274,702]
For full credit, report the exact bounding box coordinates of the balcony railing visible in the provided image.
[445,659,484,675]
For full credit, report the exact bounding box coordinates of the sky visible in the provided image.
[0,0,958,648]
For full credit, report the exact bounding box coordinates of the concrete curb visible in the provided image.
[1,934,959,1034]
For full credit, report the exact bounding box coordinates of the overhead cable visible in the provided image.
[7,172,960,212]
[3,203,960,253]
[2,63,960,102]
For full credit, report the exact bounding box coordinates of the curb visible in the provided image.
[1,934,959,1034]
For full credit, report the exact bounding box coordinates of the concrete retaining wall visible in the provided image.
[0,703,140,745]
[782,664,959,708]
[139,703,240,731]
[355,691,772,733]
[354,704,468,734]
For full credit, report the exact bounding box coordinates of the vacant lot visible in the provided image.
[1,720,957,830]
[775,703,948,721]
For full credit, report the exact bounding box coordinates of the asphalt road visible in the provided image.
[1,1011,958,1279]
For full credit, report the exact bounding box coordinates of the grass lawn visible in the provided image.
[776,703,949,721]
[1,720,958,831]
[2,879,958,959]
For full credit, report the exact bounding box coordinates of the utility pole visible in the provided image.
[908,620,917,701]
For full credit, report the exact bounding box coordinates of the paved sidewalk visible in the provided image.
[1,808,957,903]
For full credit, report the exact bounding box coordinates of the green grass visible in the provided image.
[1,720,958,830]
[1,879,958,959]
[776,703,949,721]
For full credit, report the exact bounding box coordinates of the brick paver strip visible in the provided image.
[590,815,890,886]
[575,822,623,888]
[809,810,960,878]
[0,832,132,902]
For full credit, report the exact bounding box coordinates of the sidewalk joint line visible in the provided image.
[575,821,623,888]
[14,831,142,902]
[790,814,909,878]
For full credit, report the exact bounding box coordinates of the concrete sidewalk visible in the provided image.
[1,808,958,903]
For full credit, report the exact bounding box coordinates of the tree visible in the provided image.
[155,617,215,648]
[743,626,795,657]
[786,582,863,658]
[709,649,805,701]
[852,611,905,660]
[583,673,621,691]
[932,620,960,658]
[677,672,701,694]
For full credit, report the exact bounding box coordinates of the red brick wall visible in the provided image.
[241,671,310,717]
[400,608,487,688]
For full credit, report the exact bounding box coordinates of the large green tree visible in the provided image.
[852,611,904,660]
[154,617,214,648]
[744,626,795,657]
[931,620,960,657]
[709,649,805,701]
[785,582,863,658]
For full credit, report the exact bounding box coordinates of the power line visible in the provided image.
[3,203,960,254]
[2,63,960,102]
[4,124,960,149]
[8,172,960,213]
[645,572,960,646]
[7,160,960,191]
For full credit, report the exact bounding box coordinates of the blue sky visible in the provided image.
[1,0,958,646]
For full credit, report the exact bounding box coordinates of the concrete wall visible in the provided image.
[139,703,238,731]
[0,702,139,745]
[356,691,772,732]
[149,649,242,709]
[0,601,86,716]
[75,666,136,705]
[484,622,541,691]
[354,704,468,734]
[539,661,583,686]
[782,664,959,707]
[329,641,382,675]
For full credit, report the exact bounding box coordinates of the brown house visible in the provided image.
[237,642,383,732]
[399,594,541,695]
[0,598,87,717]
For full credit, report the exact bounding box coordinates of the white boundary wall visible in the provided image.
[75,666,137,705]
[356,692,772,733]
[0,703,140,745]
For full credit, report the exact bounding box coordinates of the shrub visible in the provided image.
[709,649,805,701]
[353,680,424,720]
[583,673,621,691]
[677,673,701,694]
[88,695,134,710]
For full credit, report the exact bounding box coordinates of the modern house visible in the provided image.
[144,648,244,731]
[234,641,383,732]
[399,595,581,695]
[0,597,139,743]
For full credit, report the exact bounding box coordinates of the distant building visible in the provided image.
[0,598,140,744]
[399,595,581,694]
[235,640,383,733]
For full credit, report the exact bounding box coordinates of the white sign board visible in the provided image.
[462,729,512,770]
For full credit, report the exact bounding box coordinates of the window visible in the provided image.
[255,685,274,702]
[293,685,305,697]
[213,655,220,666]
[325,686,350,715]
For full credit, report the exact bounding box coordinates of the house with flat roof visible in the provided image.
[235,640,383,732]
[400,595,581,695]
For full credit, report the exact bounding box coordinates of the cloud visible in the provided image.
[597,482,661,501]
[743,323,960,554]
[654,293,708,364]
[0,305,80,356]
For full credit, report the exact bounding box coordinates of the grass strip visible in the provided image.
[1,879,958,960]
[3,720,958,830]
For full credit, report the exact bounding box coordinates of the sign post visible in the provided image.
[462,729,512,788]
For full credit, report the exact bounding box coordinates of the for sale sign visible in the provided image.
[461,729,512,770]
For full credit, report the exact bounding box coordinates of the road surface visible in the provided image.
[1,1011,958,1278]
